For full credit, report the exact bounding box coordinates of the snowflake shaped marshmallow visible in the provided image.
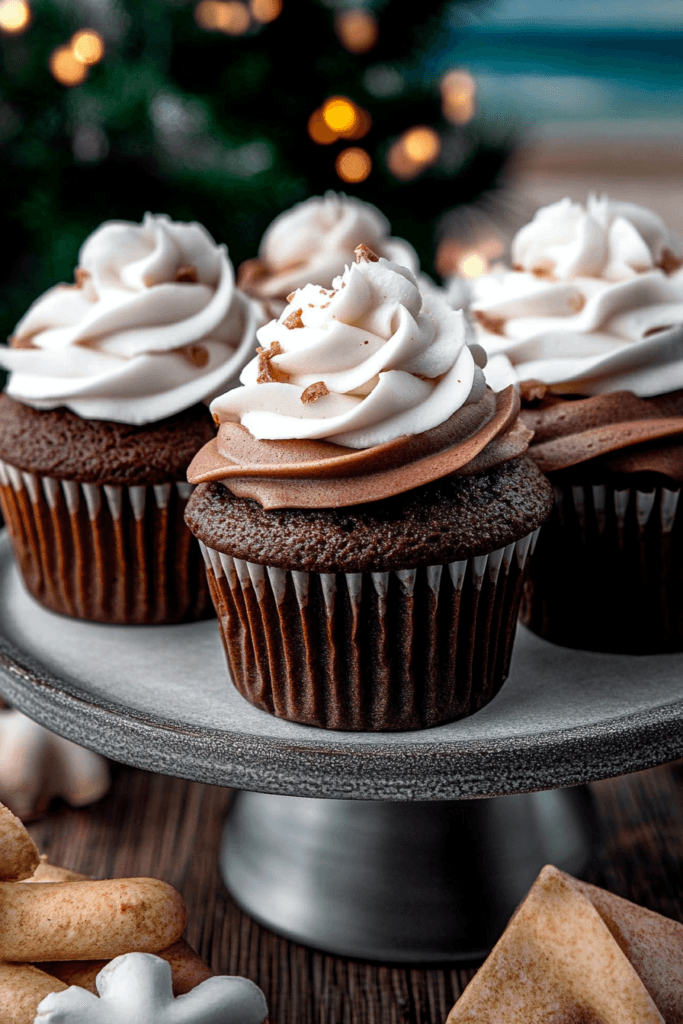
[35,953,268,1024]
[0,707,110,819]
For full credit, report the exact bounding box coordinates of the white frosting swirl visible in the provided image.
[1,213,264,424]
[212,255,480,449]
[513,195,681,281]
[469,197,683,397]
[250,192,419,299]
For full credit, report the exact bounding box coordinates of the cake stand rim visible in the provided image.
[0,595,681,798]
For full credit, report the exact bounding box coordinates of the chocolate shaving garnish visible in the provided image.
[74,268,90,288]
[659,248,683,275]
[355,243,379,263]
[532,266,555,279]
[569,293,585,313]
[256,340,284,383]
[174,265,198,284]
[473,310,505,335]
[283,308,304,329]
[519,379,549,403]
[300,381,330,404]
[183,344,209,368]
[287,292,296,303]
[321,302,330,309]
[213,412,220,425]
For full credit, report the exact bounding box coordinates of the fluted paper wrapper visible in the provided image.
[522,481,683,653]
[200,530,540,731]
[0,460,211,624]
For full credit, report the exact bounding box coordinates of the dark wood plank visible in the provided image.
[25,760,683,1024]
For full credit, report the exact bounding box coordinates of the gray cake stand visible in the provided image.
[0,531,681,961]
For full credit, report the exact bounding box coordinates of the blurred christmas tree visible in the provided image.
[0,0,513,340]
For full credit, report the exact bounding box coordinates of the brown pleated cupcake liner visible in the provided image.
[199,529,540,731]
[0,460,212,624]
[521,481,683,653]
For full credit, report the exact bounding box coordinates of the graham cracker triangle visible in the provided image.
[447,865,683,1024]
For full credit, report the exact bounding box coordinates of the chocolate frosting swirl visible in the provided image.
[521,389,683,480]
[187,385,531,508]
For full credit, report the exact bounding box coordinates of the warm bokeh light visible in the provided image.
[386,127,440,180]
[49,46,88,87]
[403,126,440,164]
[307,108,337,144]
[195,0,250,34]
[195,0,221,29]
[435,236,505,279]
[344,105,371,140]
[71,30,105,65]
[322,96,357,134]
[249,0,282,22]
[335,9,378,54]
[440,69,476,125]
[310,98,370,143]
[386,139,419,180]
[335,147,372,184]
[0,0,30,34]
[459,253,488,278]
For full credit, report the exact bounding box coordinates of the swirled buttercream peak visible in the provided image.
[1,213,264,424]
[469,196,683,398]
[238,191,419,301]
[211,245,481,449]
[512,195,683,281]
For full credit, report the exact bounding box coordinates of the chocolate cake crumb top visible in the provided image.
[186,457,553,573]
[0,395,216,486]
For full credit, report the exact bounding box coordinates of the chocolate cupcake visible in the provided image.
[520,391,683,653]
[237,191,419,311]
[186,245,553,730]
[0,213,265,624]
[466,196,683,653]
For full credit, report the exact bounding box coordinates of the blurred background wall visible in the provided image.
[0,0,681,340]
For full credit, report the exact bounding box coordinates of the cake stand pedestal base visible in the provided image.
[220,786,598,962]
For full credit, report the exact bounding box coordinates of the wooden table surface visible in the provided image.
[24,758,683,1024]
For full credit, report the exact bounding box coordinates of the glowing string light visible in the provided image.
[250,0,282,23]
[322,97,357,134]
[344,105,371,140]
[310,98,370,146]
[335,9,378,54]
[0,0,31,34]
[71,29,105,65]
[386,139,417,180]
[336,147,372,184]
[435,236,505,279]
[440,69,476,125]
[403,126,440,164]
[308,109,337,144]
[195,0,250,34]
[49,45,88,86]
[386,126,440,181]
[459,253,488,278]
